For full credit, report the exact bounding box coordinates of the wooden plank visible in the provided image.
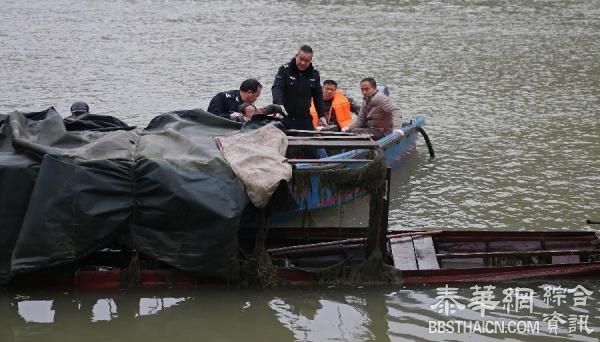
[434,232,597,242]
[488,240,541,252]
[544,240,594,249]
[287,140,380,149]
[436,242,487,253]
[285,129,358,136]
[552,255,580,264]
[287,135,372,141]
[413,236,440,270]
[437,248,596,259]
[440,257,485,269]
[390,237,418,270]
[402,263,600,286]
[287,159,372,164]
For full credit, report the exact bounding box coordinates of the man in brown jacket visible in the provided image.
[342,78,404,140]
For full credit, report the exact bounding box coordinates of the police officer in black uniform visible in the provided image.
[207,78,262,120]
[272,45,327,130]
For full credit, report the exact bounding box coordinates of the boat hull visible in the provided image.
[285,117,425,215]
[6,230,600,289]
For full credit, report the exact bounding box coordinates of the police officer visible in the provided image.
[207,78,262,120]
[272,45,327,130]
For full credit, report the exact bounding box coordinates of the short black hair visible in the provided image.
[239,103,257,113]
[299,45,313,54]
[360,77,377,88]
[323,79,337,87]
[240,78,262,92]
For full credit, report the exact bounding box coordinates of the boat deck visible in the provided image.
[391,235,440,270]
[389,230,600,284]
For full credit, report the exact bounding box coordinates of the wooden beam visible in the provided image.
[437,248,597,259]
[285,129,359,136]
[287,159,373,164]
[287,140,380,149]
[435,236,596,242]
[267,231,442,254]
[287,135,373,140]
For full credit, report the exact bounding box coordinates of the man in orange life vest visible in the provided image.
[309,80,360,131]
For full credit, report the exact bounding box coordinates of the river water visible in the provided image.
[1,0,599,341]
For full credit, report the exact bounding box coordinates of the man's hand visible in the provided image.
[318,117,328,127]
[341,126,351,133]
[393,128,405,136]
[229,112,242,120]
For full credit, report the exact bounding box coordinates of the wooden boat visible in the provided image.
[271,228,600,285]
[8,226,599,290]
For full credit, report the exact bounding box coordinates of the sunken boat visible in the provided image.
[2,107,597,289]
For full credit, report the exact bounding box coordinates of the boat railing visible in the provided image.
[285,130,380,170]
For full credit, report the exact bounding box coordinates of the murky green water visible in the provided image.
[1,0,599,340]
[3,280,600,341]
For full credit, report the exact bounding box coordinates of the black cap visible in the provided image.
[70,101,89,115]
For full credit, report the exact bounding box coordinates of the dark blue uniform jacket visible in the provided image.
[207,90,242,118]
[272,58,325,130]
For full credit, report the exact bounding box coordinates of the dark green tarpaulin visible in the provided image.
[0,107,252,283]
[63,113,135,132]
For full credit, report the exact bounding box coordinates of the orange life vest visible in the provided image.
[309,91,353,128]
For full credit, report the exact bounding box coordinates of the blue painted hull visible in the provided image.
[286,116,426,215]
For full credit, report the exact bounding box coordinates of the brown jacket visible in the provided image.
[349,90,402,138]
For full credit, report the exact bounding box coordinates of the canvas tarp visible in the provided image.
[216,124,291,208]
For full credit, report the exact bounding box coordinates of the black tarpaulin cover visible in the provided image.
[0,153,39,284]
[0,107,254,283]
[63,113,135,132]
